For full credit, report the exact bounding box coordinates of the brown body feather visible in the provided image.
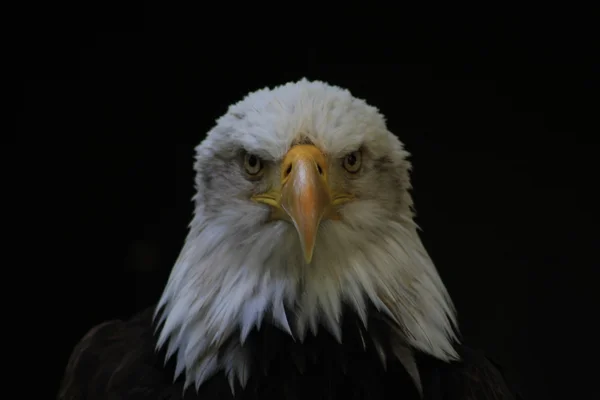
[58,306,522,400]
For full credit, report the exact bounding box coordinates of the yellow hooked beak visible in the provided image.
[252,145,349,263]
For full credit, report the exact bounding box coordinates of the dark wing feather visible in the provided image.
[439,346,525,400]
[57,307,185,400]
[58,320,120,399]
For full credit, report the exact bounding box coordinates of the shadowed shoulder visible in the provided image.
[430,346,525,400]
[57,307,177,400]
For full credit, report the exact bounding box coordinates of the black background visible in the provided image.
[16,4,592,400]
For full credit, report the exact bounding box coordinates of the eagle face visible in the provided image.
[156,79,458,391]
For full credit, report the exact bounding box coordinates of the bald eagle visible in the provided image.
[58,79,522,400]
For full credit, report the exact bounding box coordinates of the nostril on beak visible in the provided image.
[284,163,292,179]
[316,163,323,175]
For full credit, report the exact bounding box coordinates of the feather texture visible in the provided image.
[58,306,523,400]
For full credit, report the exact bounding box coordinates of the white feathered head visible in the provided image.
[156,79,459,391]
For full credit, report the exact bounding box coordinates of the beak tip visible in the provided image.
[301,231,317,264]
[303,250,314,264]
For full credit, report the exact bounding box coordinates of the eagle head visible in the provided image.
[155,79,459,391]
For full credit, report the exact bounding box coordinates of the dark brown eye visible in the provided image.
[244,153,263,175]
[343,150,362,173]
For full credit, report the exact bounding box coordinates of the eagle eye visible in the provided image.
[343,150,362,173]
[243,153,263,176]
